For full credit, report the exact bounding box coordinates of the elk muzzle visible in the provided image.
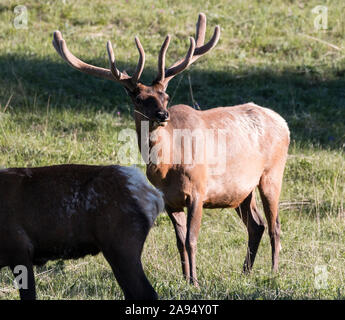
[155,110,170,126]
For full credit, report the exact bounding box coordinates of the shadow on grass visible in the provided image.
[0,54,344,148]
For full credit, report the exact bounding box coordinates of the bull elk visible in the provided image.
[0,164,164,299]
[52,13,290,286]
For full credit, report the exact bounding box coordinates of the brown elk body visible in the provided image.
[0,164,163,299]
[53,13,290,286]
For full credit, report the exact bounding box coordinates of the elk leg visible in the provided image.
[10,261,36,300]
[259,171,283,272]
[102,245,157,300]
[186,195,203,287]
[166,205,190,280]
[235,191,265,273]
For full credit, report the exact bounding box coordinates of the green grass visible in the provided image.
[0,0,344,299]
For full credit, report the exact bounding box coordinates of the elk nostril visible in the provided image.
[156,111,169,121]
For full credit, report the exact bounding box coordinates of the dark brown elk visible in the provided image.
[0,164,164,299]
[52,13,290,286]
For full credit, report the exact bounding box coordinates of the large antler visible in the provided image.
[52,31,145,91]
[156,13,220,88]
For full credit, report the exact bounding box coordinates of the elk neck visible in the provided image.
[134,109,171,157]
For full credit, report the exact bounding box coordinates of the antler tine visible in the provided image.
[194,24,220,56]
[106,41,139,91]
[195,12,206,47]
[53,31,75,64]
[156,35,171,84]
[159,13,220,88]
[132,37,146,84]
[106,40,122,80]
[52,31,64,59]
[164,37,196,81]
[106,38,145,90]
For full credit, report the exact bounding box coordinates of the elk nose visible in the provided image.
[156,110,170,122]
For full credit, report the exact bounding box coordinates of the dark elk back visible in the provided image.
[0,164,164,300]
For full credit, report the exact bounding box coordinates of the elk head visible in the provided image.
[52,13,220,128]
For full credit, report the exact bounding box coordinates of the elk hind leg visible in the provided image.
[236,191,265,273]
[259,170,283,272]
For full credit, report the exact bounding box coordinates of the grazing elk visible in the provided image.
[52,13,290,286]
[0,164,164,300]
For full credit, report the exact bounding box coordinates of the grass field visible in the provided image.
[0,0,344,299]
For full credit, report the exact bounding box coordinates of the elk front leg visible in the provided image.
[166,205,190,280]
[103,247,157,300]
[11,261,36,300]
[186,195,203,287]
